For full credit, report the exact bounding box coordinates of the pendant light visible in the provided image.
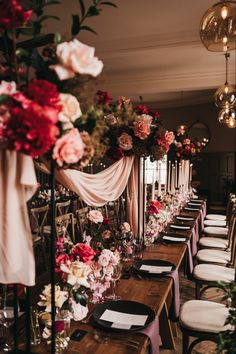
[200,1,236,52]
[214,52,236,109]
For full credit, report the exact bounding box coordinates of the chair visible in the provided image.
[196,214,236,266]
[76,207,90,238]
[204,194,235,223]
[179,300,230,354]
[55,213,75,243]
[30,205,49,270]
[56,200,71,216]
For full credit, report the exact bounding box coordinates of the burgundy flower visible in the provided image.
[103,217,111,226]
[55,320,64,333]
[151,111,160,120]
[3,102,59,157]
[72,243,96,264]
[96,90,113,106]
[134,104,149,115]
[0,0,32,30]
[26,79,60,108]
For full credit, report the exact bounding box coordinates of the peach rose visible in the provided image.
[183,138,191,145]
[133,114,152,140]
[87,210,103,224]
[50,39,103,80]
[52,128,84,167]
[164,131,175,145]
[121,222,131,233]
[117,132,133,150]
[59,93,82,130]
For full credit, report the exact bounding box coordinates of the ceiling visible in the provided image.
[48,0,236,108]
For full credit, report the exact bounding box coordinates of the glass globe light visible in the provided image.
[218,107,236,123]
[214,83,236,107]
[226,115,236,127]
[200,1,236,52]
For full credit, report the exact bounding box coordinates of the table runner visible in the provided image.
[140,316,159,354]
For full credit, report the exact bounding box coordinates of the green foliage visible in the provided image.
[216,281,236,354]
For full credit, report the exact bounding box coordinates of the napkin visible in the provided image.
[170,224,191,230]
[140,316,159,354]
[176,216,194,221]
[163,235,186,242]
[167,269,180,320]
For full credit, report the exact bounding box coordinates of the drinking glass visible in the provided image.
[0,296,17,352]
[107,263,122,300]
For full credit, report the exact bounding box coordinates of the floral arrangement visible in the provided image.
[80,93,175,163]
[0,0,117,168]
[169,126,202,161]
[144,200,167,245]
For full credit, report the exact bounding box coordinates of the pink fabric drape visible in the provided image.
[0,150,38,285]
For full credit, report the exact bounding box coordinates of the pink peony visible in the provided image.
[133,114,152,140]
[87,210,103,224]
[117,132,133,151]
[52,128,84,167]
[50,39,103,80]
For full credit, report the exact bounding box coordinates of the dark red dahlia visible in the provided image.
[3,102,59,157]
[134,104,149,115]
[0,0,32,30]
[25,79,60,108]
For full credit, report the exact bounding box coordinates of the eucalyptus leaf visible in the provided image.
[78,0,86,16]
[87,6,101,17]
[80,26,97,35]
[100,1,118,7]
[0,94,11,104]
[39,15,60,23]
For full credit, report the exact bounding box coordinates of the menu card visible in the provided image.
[140,264,172,273]
[163,235,186,242]
[100,309,148,326]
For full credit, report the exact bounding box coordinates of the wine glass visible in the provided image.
[107,263,122,300]
[0,296,17,352]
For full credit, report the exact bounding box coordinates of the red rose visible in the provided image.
[103,217,111,225]
[147,201,162,214]
[55,254,70,273]
[134,104,149,115]
[72,243,96,264]
[0,0,32,30]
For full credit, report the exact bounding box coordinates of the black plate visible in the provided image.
[186,204,201,209]
[133,259,176,277]
[92,300,155,332]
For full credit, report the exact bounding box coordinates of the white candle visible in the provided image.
[158,162,161,195]
[179,163,182,189]
[151,169,155,200]
[171,165,175,194]
[167,161,171,193]
[175,160,178,188]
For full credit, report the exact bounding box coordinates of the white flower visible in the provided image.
[121,222,131,233]
[69,299,88,321]
[0,81,17,95]
[87,210,103,224]
[59,93,82,130]
[38,284,68,312]
[60,261,91,288]
[50,39,103,80]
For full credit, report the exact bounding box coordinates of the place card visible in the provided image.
[111,323,131,329]
[170,225,191,230]
[163,236,186,242]
[140,265,172,273]
[100,309,148,326]
[176,216,194,221]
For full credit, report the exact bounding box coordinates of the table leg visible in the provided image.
[159,302,175,349]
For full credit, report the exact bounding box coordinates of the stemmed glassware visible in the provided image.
[0,290,19,352]
[107,263,122,300]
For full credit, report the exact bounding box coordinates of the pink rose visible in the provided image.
[50,39,103,80]
[55,254,71,272]
[117,132,133,150]
[52,128,84,167]
[183,138,191,145]
[87,210,103,224]
[0,80,17,95]
[121,222,131,234]
[105,114,117,125]
[98,253,110,267]
[70,299,88,321]
[59,93,82,130]
[133,114,152,140]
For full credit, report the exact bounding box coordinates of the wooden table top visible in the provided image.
[20,205,204,354]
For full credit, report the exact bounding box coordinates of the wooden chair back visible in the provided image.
[55,213,75,243]
[56,200,71,216]
[30,205,49,236]
[76,207,89,237]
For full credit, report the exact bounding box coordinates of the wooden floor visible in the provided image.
[160,269,224,354]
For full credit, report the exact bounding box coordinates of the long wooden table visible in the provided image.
[20,206,204,354]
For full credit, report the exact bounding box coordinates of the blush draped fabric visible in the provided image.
[0,151,38,285]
